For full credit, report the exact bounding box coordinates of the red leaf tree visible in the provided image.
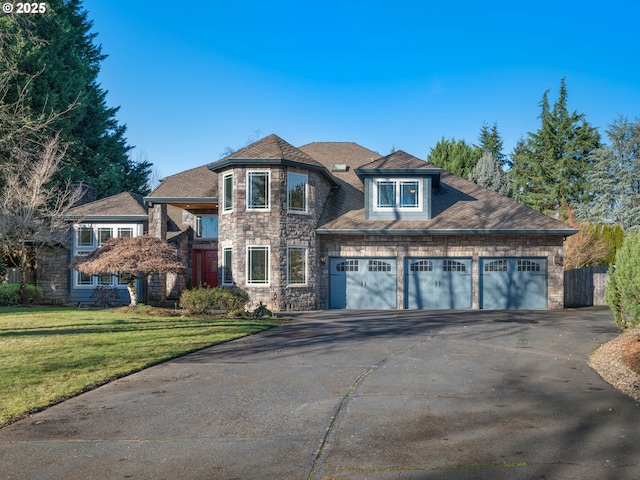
[71,236,185,307]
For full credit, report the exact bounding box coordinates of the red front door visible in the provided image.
[193,249,218,288]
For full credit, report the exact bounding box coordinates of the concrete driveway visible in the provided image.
[1,307,639,479]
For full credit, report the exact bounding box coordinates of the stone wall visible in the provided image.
[317,234,566,310]
[37,246,69,304]
[218,165,333,311]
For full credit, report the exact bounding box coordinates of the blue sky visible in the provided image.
[82,0,640,178]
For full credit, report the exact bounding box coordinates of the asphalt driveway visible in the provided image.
[1,307,639,479]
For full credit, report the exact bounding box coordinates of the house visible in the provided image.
[46,134,576,310]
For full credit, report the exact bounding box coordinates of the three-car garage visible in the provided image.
[329,256,549,310]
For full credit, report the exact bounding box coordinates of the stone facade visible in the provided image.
[37,246,70,305]
[218,165,332,311]
[317,234,565,310]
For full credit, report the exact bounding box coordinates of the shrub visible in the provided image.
[0,284,43,306]
[179,287,249,315]
[606,231,640,328]
[91,285,120,307]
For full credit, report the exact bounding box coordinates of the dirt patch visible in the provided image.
[589,327,640,402]
[623,334,640,375]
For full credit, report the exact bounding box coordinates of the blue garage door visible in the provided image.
[329,258,397,309]
[480,258,547,309]
[405,258,472,309]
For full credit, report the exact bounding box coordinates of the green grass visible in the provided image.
[0,306,279,427]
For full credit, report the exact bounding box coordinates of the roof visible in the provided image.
[65,192,147,220]
[299,141,573,235]
[357,150,439,171]
[298,142,384,225]
[147,164,218,199]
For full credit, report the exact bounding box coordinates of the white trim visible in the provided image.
[246,245,270,286]
[246,170,270,211]
[372,178,422,212]
[286,246,308,286]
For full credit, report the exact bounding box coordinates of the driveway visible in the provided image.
[1,307,639,479]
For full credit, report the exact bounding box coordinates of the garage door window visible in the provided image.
[369,260,391,272]
[410,260,433,272]
[484,259,508,272]
[518,259,541,271]
[443,259,466,272]
[336,260,358,272]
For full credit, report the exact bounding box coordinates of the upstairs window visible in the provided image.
[247,171,270,210]
[374,179,421,211]
[287,172,308,213]
[196,215,219,238]
[223,173,233,212]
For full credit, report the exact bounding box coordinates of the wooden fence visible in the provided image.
[564,266,610,308]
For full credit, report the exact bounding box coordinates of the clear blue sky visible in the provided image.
[82,0,640,178]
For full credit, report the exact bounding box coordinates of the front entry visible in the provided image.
[193,249,218,288]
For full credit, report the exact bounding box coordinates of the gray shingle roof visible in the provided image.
[213,134,327,169]
[300,142,573,235]
[148,165,218,199]
[66,192,146,217]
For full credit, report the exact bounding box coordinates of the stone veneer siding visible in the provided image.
[218,165,332,311]
[317,234,566,310]
[37,246,70,304]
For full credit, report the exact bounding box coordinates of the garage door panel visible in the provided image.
[480,258,547,310]
[405,258,472,309]
[330,258,397,309]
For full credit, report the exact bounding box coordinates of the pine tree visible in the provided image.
[576,116,640,232]
[477,122,507,167]
[0,0,151,197]
[427,137,481,178]
[510,78,600,217]
[468,153,510,196]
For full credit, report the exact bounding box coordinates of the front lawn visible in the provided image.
[0,306,278,427]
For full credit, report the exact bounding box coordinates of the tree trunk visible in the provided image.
[127,280,138,307]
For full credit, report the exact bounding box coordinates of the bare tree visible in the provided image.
[71,236,185,307]
[0,132,83,301]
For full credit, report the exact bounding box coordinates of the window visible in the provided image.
[118,227,133,238]
[410,260,433,272]
[287,172,308,212]
[369,260,391,272]
[222,247,233,285]
[247,171,270,210]
[485,260,508,272]
[374,179,421,211]
[73,224,141,288]
[223,173,233,212]
[196,215,218,238]
[77,227,94,248]
[518,259,541,272]
[377,181,396,208]
[247,246,269,285]
[98,227,112,246]
[336,260,359,272]
[287,247,307,285]
[443,260,466,272]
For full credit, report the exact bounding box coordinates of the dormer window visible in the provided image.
[374,179,422,211]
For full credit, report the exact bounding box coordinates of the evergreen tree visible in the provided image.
[427,137,481,178]
[468,153,510,196]
[510,78,600,217]
[576,116,640,232]
[0,0,151,197]
[477,122,507,167]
